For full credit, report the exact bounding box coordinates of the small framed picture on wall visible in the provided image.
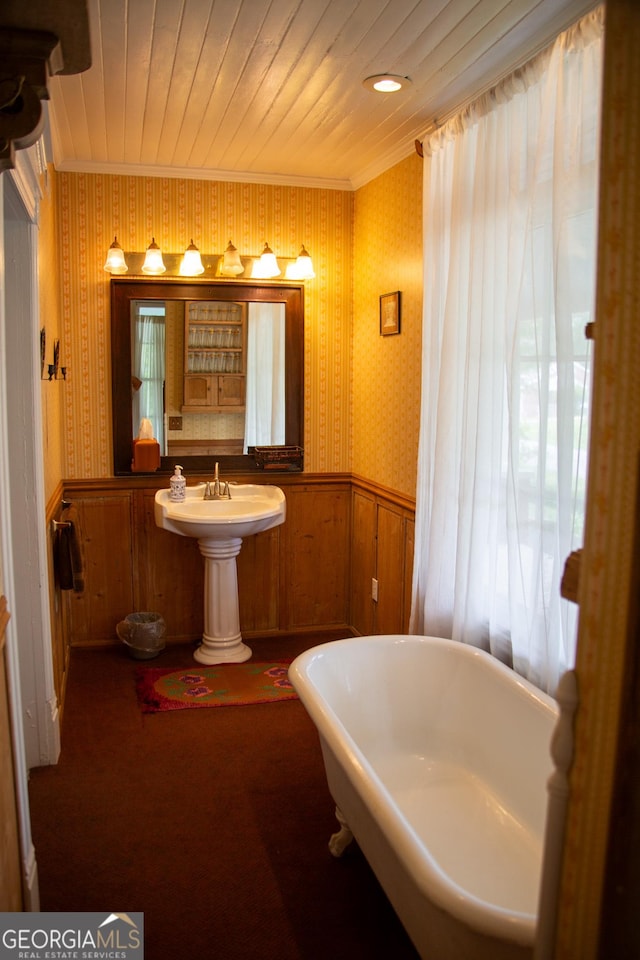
[380,291,401,336]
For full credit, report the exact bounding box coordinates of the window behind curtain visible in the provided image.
[410,8,603,695]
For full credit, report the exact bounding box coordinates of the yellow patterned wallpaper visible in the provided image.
[55,173,353,477]
[352,153,423,498]
[38,169,66,503]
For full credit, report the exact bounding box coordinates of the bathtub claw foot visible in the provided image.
[329,807,353,857]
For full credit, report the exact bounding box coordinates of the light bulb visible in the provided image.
[220,240,244,276]
[294,244,315,279]
[103,236,128,274]
[179,239,205,276]
[141,238,166,275]
[256,242,280,279]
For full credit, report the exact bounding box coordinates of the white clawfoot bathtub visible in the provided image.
[289,635,558,960]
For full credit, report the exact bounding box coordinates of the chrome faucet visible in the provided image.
[204,461,231,500]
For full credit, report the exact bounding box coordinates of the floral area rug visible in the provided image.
[135,661,297,713]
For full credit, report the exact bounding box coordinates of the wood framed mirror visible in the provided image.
[110,278,304,475]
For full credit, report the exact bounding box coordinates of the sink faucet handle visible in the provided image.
[223,481,231,498]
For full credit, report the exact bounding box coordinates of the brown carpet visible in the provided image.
[28,635,420,960]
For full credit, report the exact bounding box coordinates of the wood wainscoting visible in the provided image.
[51,473,415,706]
[59,473,356,648]
[46,482,71,717]
[350,476,415,637]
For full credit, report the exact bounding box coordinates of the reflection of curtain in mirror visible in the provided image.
[132,307,166,452]
[244,303,285,451]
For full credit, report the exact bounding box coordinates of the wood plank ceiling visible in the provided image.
[47,0,598,189]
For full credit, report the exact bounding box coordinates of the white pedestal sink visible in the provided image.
[154,483,286,664]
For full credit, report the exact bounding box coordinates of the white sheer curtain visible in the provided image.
[132,307,166,451]
[243,302,286,452]
[410,8,603,695]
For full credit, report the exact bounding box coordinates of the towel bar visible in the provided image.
[51,519,71,533]
[51,499,74,534]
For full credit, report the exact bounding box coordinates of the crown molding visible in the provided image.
[52,158,355,193]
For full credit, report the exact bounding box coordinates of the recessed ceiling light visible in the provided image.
[363,74,412,93]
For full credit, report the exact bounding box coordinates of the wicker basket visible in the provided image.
[253,445,303,471]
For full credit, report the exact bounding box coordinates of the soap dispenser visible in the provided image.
[169,464,186,502]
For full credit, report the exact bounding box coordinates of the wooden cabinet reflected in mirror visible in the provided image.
[110,279,304,475]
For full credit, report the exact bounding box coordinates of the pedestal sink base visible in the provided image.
[195,535,251,665]
[194,636,252,665]
[154,484,286,665]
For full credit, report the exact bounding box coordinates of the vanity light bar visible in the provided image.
[103,240,315,280]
